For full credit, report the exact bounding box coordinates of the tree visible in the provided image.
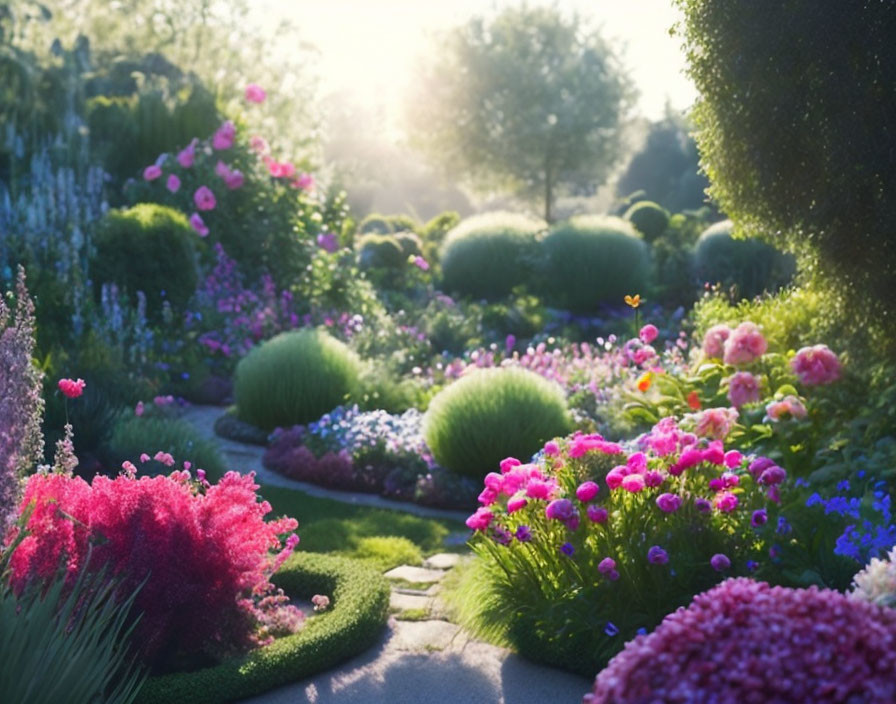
[675,0,896,329]
[408,5,633,223]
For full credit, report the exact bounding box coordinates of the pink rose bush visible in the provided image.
[585,578,896,704]
[5,464,302,667]
[466,416,787,673]
[791,344,841,386]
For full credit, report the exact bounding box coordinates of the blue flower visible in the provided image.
[605,622,619,637]
[560,542,575,557]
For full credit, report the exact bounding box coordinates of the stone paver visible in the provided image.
[389,592,432,612]
[424,553,462,570]
[392,619,461,652]
[384,565,447,584]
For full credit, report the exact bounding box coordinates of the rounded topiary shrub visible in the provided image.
[624,200,670,243]
[541,215,651,312]
[422,368,570,479]
[393,231,423,258]
[356,234,406,270]
[439,212,545,300]
[92,203,198,318]
[234,329,362,431]
[694,219,796,299]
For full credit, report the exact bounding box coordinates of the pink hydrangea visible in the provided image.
[213,120,236,150]
[766,395,808,421]
[726,371,761,407]
[584,578,896,704]
[701,324,730,359]
[245,83,267,103]
[143,164,162,181]
[791,344,841,386]
[693,407,738,440]
[723,321,767,365]
[638,324,659,344]
[194,186,217,211]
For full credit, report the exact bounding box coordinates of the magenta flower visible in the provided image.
[656,493,682,513]
[587,505,609,524]
[507,496,528,513]
[412,256,430,271]
[724,450,743,468]
[620,474,645,493]
[598,557,616,575]
[525,479,555,500]
[714,491,739,513]
[189,213,209,237]
[267,160,296,178]
[215,160,231,178]
[791,344,841,386]
[647,546,669,565]
[166,174,181,193]
[758,465,786,486]
[135,401,144,417]
[500,457,521,474]
[294,172,314,190]
[723,321,768,365]
[515,525,532,542]
[701,324,730,359]
[58,378,86,399]
[177,138,198,168]
[638,324,659,344]
[643,470,664,487]
[194,186,217,211]
[710,553,731,571]
[465,507,494,532]
[751,509,768,527]
[505,334,516,353]
[245,83,267,103]
[213,120,236,150]
[478,487,497,506]
[143,164,162,181]
[576,481,600,502]
[543,440,560,456]
[225,170,244,189]
[605,466,627,489]
[726,371,761,407]
[545,498,576,522]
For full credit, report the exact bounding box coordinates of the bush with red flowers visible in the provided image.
[585,577,896,704]
[6,467,300,670]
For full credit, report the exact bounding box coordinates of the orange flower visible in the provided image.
[687,390,702,410]
[624,294,642,308]
[637,372,653,392]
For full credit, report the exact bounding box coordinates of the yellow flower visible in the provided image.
[624,294,642,308]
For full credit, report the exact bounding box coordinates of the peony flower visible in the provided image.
[465,507,494,532]
[213,120,236,150]
[543,441,560,456]
[576,481,600,503]
[726,371,761,407]
[58,378,86,399]
[723,321,767,365]
[143,164,162,181]
[701,324,730,359]
[714,491,739,513]
[791,344,841,386]
[620,474,645,493]
[587,505,609,524]
[656,493,682,513]
[507,496,528,513]
[545,498,576,521]
[166,174,181,193]
[765,394,808,421]
[638,324,658,345]
[245,83,267,103]
[189,213,209,237]
[500,457,522,474]
[194,186,217,211]
[693,407,738,440]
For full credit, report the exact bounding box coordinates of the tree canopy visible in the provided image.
[408,5,633,222]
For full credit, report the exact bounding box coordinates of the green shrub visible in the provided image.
[135,552,390,704]
[420,210,462,263]
[348,536,423,571]
[358,213,420,235]
[234,330,361,431]
[0,563,145,704]
[423,368,570,478]
[624,200,670,243]
[694,220,796,300]
[439,212,545,300]
[393,231,423,258]
[541,215,651,312]
[91,204,198,318]
[106,416,227,481]
[356,234,406,270]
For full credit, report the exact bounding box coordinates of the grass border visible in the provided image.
[135,552,390,704]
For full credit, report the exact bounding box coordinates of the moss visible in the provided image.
[136,552,390,704]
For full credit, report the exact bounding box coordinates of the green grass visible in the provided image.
[259,485,467,566]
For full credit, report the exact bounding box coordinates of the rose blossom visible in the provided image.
[723,322,767,365]
[791,344,841,386]
[726,371,761,408]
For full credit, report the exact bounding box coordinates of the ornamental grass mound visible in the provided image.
[585,578,896,704]
[423,367,570,479]
[234,329,361,431]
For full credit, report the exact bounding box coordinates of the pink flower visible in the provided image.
[639,324,659,344]
[621,474,646,493]
[507,496,528,513]
[465,507,494,531]
[249,135,269,154]
[58,378,86,399]
[213,120,236,150]
[316,232,339,253]
[143,165,162,181]
[605,466,628,489]
[500,457,521,474]
[311,594,330,612]
[568,434,624,458]
[702,324,730,359]
[766,395,808,421]
[543,441,560,456]
[413,256,430,271]
[225,170,244,189]
[166,174,181,193]
[267,160,295,178]
[714,491,739,513]
[693,407,738,440]
[121,461,137,476]
[525,479,556,500]
[153,451,175,467]
[135,401,144,417]
[587,505,609,524]
[194,186,217,211]
[177,138,198,168]
[245,83,267,103]
[139,453,150,463]
[576,481,600,503]
[215,160,231,178]
[723,321,767,365]
[189,213,209,237]
[724,450,743,468]
[791,344,841,386]
[478,487,497,506]
[293,172,314,190]
[644,470,664,487]
[726,371,761,408]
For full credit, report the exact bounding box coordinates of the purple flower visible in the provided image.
[598,557,616,575]
[695,497,712,513]
[560,542,575,557]
[710,553,731,571]
[545,498,576,521]
[647,546,669,565]
[515,525,532,542]
[751,509,768,527]
[587,505,609,524]
[604,621,619,636]
[656,493,682,513]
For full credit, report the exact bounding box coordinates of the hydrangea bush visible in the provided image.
[585,578,896,704]
[464,417,787,674]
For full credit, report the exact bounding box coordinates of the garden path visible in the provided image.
[181,405,591,704]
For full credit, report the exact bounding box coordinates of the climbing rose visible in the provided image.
[791,344,841,386]
[245,83,267,103]
[143,164,162,181]
[194,186,217,211]
[58,378,85,399]
[189,213,209,237]
[723,322,767,365]
[726,371,761,408]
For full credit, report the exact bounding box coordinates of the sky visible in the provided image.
[252,0,698,130]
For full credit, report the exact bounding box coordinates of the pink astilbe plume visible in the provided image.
[0,268,44,529]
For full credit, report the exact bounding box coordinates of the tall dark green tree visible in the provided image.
[408,5,633,222]
[676,0,896,328]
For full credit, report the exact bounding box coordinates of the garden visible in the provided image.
[2,1,895,703]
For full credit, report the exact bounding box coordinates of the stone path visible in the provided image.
[180,405,591,703]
